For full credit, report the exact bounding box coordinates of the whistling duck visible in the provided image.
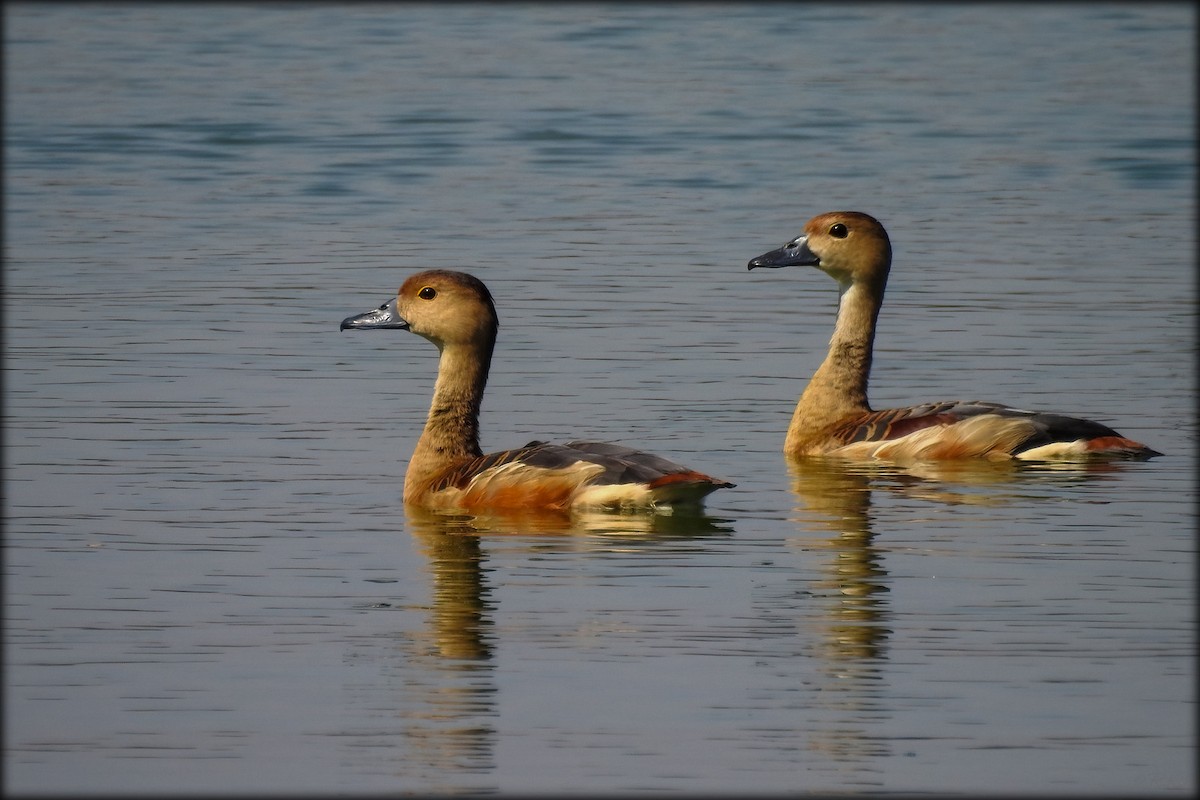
[747,211,1162,461]
[341,270,734,512]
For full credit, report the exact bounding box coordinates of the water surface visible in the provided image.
[4,4,1194,795]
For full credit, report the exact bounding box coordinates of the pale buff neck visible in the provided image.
[404,339,493,500]
[785,279,883,454]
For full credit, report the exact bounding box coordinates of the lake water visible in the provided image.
[3,3,1195,795]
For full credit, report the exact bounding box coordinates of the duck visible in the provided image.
[746,211,1161,461]
[341,269,734,513]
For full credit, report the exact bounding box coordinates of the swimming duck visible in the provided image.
[747,211,1161,461]
[341,269,734,512]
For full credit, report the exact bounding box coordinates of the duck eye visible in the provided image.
[418,286,437,300]
[829,223,848,239]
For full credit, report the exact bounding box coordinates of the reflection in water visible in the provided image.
[806,454,1140,509]
[788,458,892,663]
[786,457,893,765]
[389,507,733,787]
[783,455,1144,766]
[376,512,499,784]
[409,505,735,539]
[409,517,495,662]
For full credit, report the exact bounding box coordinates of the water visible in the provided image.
[4,3,1194,795]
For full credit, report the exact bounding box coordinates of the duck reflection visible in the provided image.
[407,503,732,662]
[804,454,1138,509]
[408,511,495,662]
[372,511,499,783]
[412,506,735,538]
[788,457,892,664]
[783,454,1141,766]
[390,507,732,783]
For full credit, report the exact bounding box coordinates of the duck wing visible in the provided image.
[830,401,1160,460]
[428,440,733,511]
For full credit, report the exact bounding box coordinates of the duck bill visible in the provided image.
[340,297,409,331]
[747,236,820,270]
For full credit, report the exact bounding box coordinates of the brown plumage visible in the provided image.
[747,212,1161,462]
[341,270,733,513]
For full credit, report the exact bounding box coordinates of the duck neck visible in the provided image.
[787,278,883,451]
[406,339,493,495]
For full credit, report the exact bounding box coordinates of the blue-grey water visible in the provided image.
[3,3,1194,795]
